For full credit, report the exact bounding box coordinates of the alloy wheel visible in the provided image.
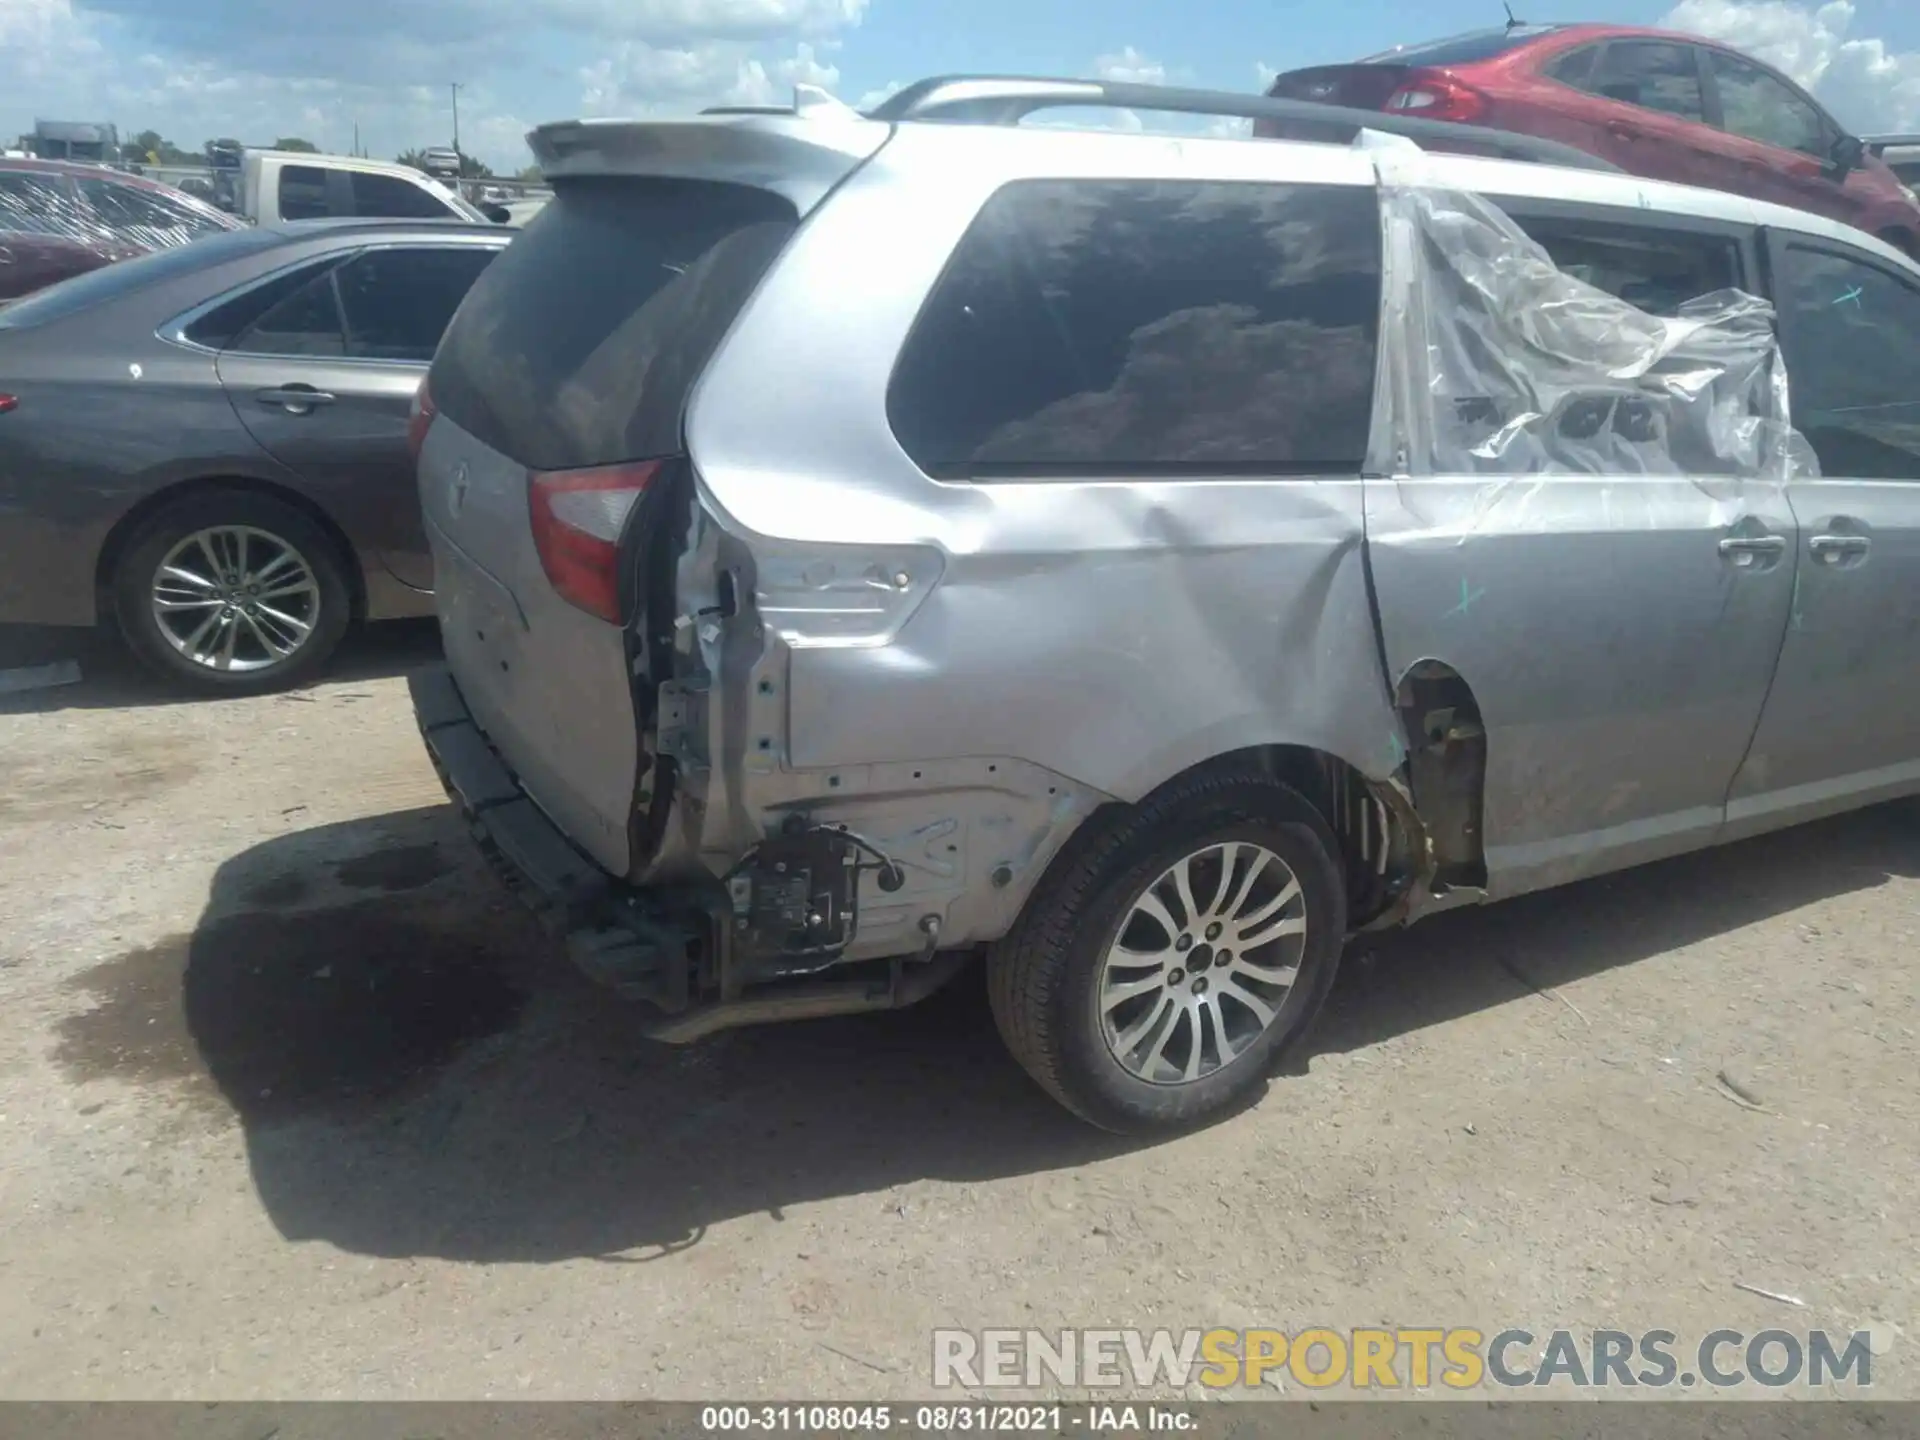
[150,525,321,673]
[1097,841,1308,1086]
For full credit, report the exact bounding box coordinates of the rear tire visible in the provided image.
[111,492,352,696]
[988,768,1346,1134]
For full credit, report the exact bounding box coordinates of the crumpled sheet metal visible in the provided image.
[1360,134,1816,530]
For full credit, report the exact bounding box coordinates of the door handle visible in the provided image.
[1810,533,1871,562]
[1718,534,1786,564]
[255,386,335,414]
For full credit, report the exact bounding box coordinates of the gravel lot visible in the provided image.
[0,621,1914,1401]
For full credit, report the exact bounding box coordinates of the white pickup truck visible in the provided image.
[239,150,513,226]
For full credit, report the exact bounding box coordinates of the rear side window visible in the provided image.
[77,177,234,241]
[279,166,331,221]
[1588,42,1707,123]
[887,180,1382,477]
[430,177,798,471]
[350,171,457,220]
[1498,209,1739,315]
[232,266,348,356]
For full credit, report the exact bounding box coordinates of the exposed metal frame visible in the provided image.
[866,75,1619,172]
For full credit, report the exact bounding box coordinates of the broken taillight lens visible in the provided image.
[1384,73,1489,123]
[406,378,436,464]
[527,460,661,624]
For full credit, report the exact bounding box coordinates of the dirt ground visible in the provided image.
[0,620,1914,1402]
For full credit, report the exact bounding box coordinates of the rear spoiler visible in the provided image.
[526,93,888,212]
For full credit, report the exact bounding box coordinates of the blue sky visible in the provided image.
[3,0,1917,172]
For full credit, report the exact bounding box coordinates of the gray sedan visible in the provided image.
[0,219,508,693]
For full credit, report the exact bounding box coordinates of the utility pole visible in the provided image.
[352,121,360,158]
[450,82,462,158]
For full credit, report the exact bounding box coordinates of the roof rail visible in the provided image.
[1865,134,1920,154]
[867,75,1618,173]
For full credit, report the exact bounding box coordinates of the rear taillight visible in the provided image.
[0,395,16,415]
[1384,72,1488,123]
[527,460,661,624]
[406,378,436,464]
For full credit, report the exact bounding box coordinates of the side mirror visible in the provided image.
[1829,134,1865,176]
[483,203,512,225]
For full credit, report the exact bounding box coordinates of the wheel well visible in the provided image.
[1394,660,1487,892]
[94,477,365,624]
[1143,744,1422,928]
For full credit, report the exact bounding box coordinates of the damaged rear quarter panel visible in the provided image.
[670,126,1402,956]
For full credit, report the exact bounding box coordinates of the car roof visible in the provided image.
[0,156,183,192]
[256,217,509,243]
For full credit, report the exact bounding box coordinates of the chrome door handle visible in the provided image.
[1810,533,1870,561]
[255,386,335,413]
[1719,534,1786,560]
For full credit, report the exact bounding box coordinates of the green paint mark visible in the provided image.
[1441,578,1486,619]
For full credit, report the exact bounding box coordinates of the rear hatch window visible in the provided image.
[429,177,798,471]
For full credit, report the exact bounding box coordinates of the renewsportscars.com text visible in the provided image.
[931,1327,1875,1391]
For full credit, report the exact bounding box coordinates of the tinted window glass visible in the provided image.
[231,266,348,356]
[334,246,497,361]
[888,180,1381,477]
[278,165,331,221]
[1774,244,1920,480]
[0,226,282,330]
[350,171,459,219]
[1592,42,1706,122]
[1501,210,1738,315]
[1547,46,1598,89]
[0,172,74,235]
[182,258,344,349]
[431,177,798,470]
[1706,50,1827,156]
[1360,26,1563,66]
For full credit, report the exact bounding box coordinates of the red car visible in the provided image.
[0,157,242,303]
[1261,23,1920,256]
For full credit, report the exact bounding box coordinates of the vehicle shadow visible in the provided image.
[0,618,443,714]
[61,795,1920,1265]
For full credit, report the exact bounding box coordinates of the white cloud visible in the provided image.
[7,0,875,170]
[580,39,839,112]
[1094,45,1167,87]
[855,79,906,111]
[1255,61,1279,90]
[1662,0,1920,131]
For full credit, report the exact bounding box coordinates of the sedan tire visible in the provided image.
[112,492,352,696]
[988,767,1347,1134]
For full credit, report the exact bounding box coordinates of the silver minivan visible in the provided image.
[410,78,1920,1132]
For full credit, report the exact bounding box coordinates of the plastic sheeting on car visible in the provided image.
[0,167,237,257]
[1360,134,1816,495]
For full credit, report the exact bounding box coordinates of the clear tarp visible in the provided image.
[0,166,239,256]
[1362,134,1815,492]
